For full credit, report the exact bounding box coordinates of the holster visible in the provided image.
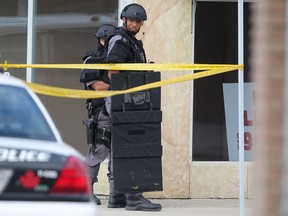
[82,118,95,145]
[83,105,111,148]
[95,128,111,149]
[82,104,102,145]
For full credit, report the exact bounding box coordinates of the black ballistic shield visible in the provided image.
[111,72,163,193]
[111,72,161,111]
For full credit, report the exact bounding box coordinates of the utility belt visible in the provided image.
[82,103,111,148]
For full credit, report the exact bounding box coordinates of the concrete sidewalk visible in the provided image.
[97,198,254,216]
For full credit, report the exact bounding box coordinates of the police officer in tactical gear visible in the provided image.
[80,24,116,205]
[105,3,162,211]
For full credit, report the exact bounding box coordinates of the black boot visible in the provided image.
[107,193,126,208]
[90,182,101,205]
[92,194,101,205]
[126,194,161,211]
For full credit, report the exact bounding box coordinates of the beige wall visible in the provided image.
[95,0,255,199]
[96,0,193,199]
[138,0,192,198]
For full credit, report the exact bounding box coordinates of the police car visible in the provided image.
[0,74,97,216]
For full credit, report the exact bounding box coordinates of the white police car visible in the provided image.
[0,74,97,216]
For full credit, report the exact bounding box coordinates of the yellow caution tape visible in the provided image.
[1,61,243,98]
[24,66,241,99]
[1,61,243,71]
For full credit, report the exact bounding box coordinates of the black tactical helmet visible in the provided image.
[120,3,147,21]
[95,24,116,39]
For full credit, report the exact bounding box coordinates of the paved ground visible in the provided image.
[96,198,254,216]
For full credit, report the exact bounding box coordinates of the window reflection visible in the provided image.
[0,0,118,154]
[0,85,56,141]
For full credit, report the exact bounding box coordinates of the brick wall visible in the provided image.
[251,1,285,215]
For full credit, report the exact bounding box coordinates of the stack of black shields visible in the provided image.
[110,71,163,193]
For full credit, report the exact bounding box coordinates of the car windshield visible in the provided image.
[0,85,56,141]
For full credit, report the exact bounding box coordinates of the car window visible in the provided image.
[0,85,57,141]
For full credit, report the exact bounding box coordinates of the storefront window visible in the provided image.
[193,2,252,161]
[0,0,118,154]
[0,0,28,80]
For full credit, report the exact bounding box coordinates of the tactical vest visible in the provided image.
[80,47,108,107]
[80,48,105,85]
[105,27,147,65]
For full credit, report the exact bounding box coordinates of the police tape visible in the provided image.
[23,65,242,99]
[0,61,243,71]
